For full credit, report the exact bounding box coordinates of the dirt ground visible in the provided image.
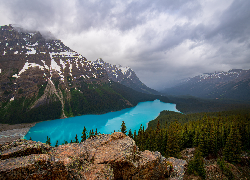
[0,122,37,144]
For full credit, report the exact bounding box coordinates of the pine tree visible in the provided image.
[187,149,206,179]
[128,129,133,138]
[218,122,225,150]
[55,140,59,147]
[145,128,154,151]
[156,120,161,134]
[75,134,79,143]
[133,130,137,143]
[193,126,200,147]
[155,128,165,154]
[46,136,51,146]
[166,121,181,158]
[209,123,217,155]
[198,116,211,157]
[81,126,87,142]
[137,124,144,150]
[198,125,209,156]
[89,129,94,139]
[223,124,242,162]
[181,124,189,149]
[162,128,168,157]
[121,121,127,134]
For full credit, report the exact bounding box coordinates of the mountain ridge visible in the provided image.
[162,69,250,102]
[0,24,169,124]
[93,58,159,95]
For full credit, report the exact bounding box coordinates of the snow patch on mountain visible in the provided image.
[119,66,130,75]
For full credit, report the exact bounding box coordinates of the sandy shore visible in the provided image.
[0,122,37,144]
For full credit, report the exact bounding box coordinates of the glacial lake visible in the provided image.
[24,99,180,146]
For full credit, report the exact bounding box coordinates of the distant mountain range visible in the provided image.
[0,24,166,124]
[162,69,250,102]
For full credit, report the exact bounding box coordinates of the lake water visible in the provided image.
[24,99,180,146]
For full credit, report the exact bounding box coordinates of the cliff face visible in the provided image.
[0,132,172,179]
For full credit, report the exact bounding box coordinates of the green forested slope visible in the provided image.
[135,109,250,161]
[0,81,170,124]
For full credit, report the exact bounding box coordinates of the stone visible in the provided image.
[0,139,51,160]
[167,157,187,180]
[180,147,196,162]
[0,132,172,179]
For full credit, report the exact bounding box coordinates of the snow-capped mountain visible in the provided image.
[162,69,250,102]
[0,25,165,124]
[94,58,159,95]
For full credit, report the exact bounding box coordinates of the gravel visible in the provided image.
[0,123,37,144]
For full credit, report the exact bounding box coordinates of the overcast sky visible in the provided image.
[1,0,250,90]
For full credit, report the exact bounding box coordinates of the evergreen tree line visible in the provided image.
[63,82,170,117]
[0,96,62,124]
[132,110,250,163]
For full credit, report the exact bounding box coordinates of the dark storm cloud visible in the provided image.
[0,0,250,90]
[206,0,250,42]
[73,1,114,31]
[112,0,201,31]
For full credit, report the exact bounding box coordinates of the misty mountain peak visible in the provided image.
[93,59,159,95]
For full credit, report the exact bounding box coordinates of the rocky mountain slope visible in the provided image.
[0,25,169,124]
[0,132,176,179]
[162,69,250,102]
[93,58,159,94]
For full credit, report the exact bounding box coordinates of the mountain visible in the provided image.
[93,58,159,95]
[0,24,169,124]
[162,69,250,102]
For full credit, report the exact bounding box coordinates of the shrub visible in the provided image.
[187,149,206,179]
[217,158,234,179]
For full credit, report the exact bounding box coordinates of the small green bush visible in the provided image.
[217,158,234,179]
[187,149,206,179]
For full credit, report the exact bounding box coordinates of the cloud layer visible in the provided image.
[1,0,250,90]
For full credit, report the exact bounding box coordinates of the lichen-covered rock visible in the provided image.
[0,154,70,179]
[0,139,51,160]
[0,132,172,179]
[167,157,187,180]
[180,148,196,162]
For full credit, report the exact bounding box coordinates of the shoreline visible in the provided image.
[0,122,37,144]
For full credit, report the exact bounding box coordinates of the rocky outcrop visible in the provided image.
[167,157,187,180]
[180,148,196,162]
[0,132,172,179]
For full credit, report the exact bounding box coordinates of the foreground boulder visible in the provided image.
[0,132,172,179]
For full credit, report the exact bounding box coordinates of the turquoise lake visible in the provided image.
[24,99,180,146]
